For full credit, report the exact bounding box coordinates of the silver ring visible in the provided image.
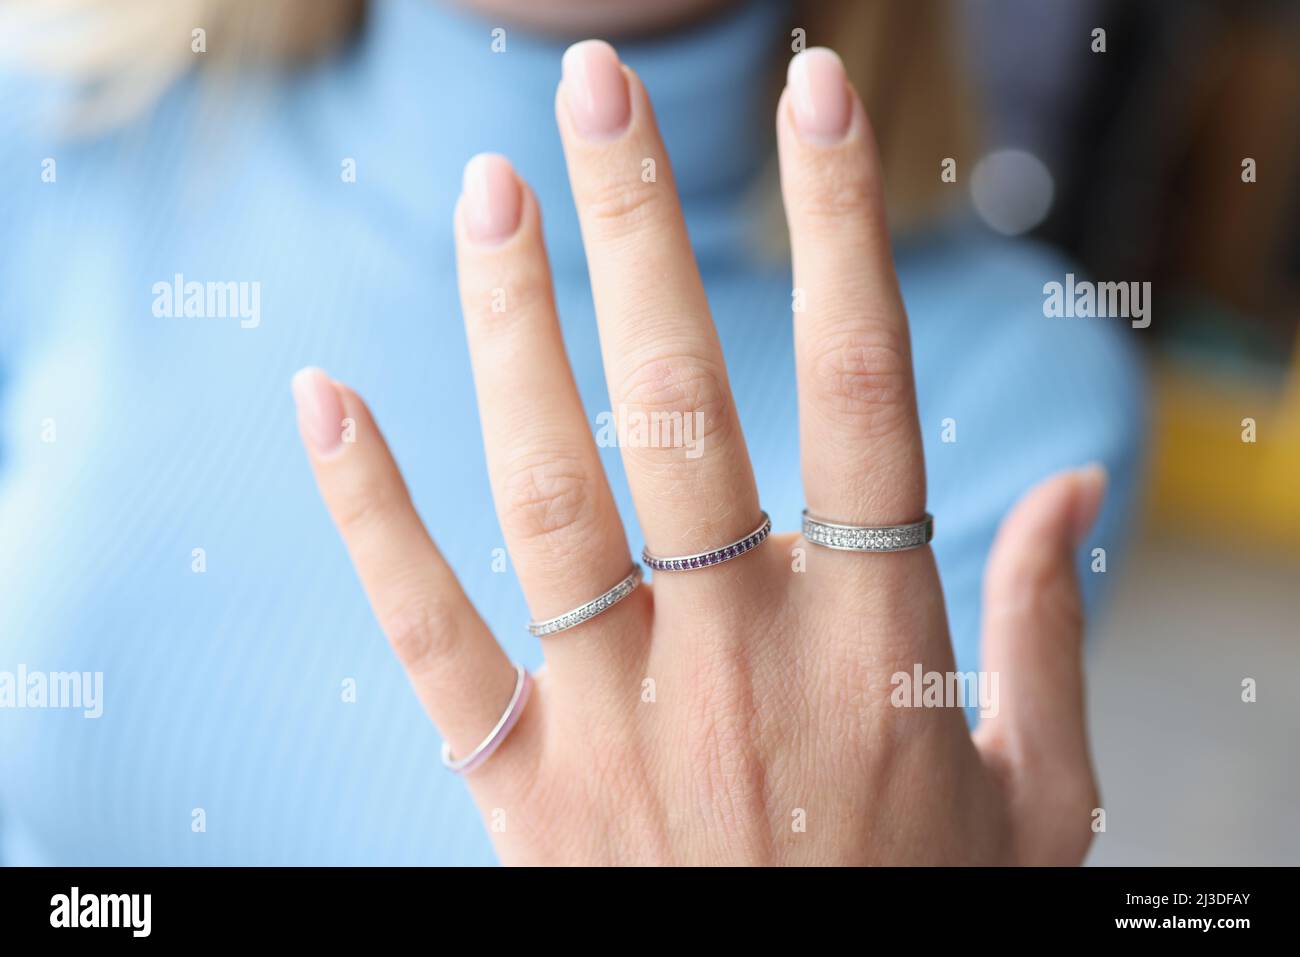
[642,511,771,572]
[527,565,643,637]
[801,510,934,552]
[440,664,532,775]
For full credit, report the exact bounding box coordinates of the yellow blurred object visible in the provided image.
[1149,335,1300,552]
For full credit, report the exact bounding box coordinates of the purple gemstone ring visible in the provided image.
[642,512,772,573]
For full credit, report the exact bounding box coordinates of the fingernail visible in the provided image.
[292,367,345,456]
[1071,463,1108,546]
[461,153,522,245]
[787,48,851,144]
[562,39,630,139]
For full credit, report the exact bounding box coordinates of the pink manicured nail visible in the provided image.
[787,48,851,144]
[562,40,630,139]
[462,153,522,245]
[292,367,345,455]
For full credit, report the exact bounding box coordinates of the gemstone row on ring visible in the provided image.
[528,566,642,637]
[801,512,933,552]
[642,513,772,573]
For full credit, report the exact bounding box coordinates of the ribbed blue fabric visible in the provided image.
[0,0,1144,864]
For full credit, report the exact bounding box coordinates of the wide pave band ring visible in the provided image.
[528,565,643,637]
[801,510,934,552]
[642,511,772,572]
[440,664,532,775]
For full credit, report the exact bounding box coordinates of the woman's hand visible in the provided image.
[292,42,1105,865]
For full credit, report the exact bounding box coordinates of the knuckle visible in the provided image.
[796,158,880,223]
[579,176,665,240]
[616,353,734,458]
[1031,571,1085,636]
[994,557,1084,635]
[466,262,553,329]
[805,332,914,436]
[332,474,409,539]
[383,599,462,675]
[499,452,594,544]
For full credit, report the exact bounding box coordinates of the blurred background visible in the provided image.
[960,0,1300,864]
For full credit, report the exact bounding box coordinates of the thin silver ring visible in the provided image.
[440,664,532,775]
[642,511,771,572]
[527,565,643,637]
[801,510,934,552]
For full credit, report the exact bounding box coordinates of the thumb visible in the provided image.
[973,464,1107,865]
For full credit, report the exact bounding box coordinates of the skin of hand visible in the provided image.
[291,42,1106,865]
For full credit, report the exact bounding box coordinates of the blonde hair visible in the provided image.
[0,0,361,134]
[0,0,974,225]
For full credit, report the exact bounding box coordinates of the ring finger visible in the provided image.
[455,153,646,681]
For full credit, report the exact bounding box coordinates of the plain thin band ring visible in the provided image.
[801,510,934,552]
[528,565,643,637]
[440,665,532,775]
[642,511,772,572]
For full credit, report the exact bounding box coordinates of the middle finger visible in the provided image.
[556,40,763,572]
